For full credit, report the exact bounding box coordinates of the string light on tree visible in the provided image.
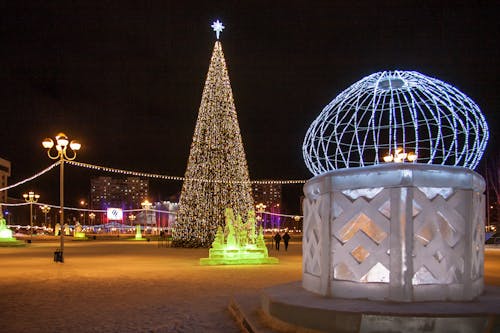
[172,22,254,248]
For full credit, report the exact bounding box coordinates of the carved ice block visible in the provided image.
[302,164,485,302]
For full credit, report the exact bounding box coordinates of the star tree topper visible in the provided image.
[211,20,225,39]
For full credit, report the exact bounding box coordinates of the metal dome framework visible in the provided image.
[303,70,489,175]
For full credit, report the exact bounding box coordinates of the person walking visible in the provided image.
[274,232,282,251]
[283,230,291,251]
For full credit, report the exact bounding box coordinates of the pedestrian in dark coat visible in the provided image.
[274,232,281,251]
[283,231,291,251]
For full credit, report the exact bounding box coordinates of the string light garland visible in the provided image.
[65,160,184,181]
[0,159,303,222]
[1,202,299,219]
[0,201,176,216]
[66,160,305,185]
[0,151,304,197]
[261,211,302,219]
[0,202,33,207]
[0,161,60,192]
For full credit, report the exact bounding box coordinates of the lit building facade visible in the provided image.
[0,157,11,203]
[252,182,282,230]
[154,200,179,231]
[90,176,148,210]
[131,201,178,235]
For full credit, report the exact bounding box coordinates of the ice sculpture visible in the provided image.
[200,208,278,265]
[73,222,86,239]
[0,207,24,246]
[134,224,143,240]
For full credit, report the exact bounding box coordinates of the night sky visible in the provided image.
[1,1,498,213]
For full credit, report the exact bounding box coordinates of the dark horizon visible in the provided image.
[1,1,498,213]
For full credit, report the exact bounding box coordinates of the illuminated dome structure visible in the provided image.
[303,70,489,175]
[258,70,496,332]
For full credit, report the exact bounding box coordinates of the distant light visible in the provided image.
[56,133,69,147]
[70,140,81,151]
[383,155,394,163]
[407,152,417,162]
[42,138,54,149]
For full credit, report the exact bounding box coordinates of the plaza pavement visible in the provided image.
[0,238,498,332]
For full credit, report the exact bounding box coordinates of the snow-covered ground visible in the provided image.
[0,238,301,332]
[1,239,499,333]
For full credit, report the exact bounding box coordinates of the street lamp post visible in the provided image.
[42,133,81,263]
[128,214,136,234]
[293,215,302,232]
[40,205,51,228]
[80,200,87,225]
[88,212,96,235]
[23,191,40,242]
[88,212,95,226]
[128,213,136,226]
[256,203,266,230]
[141,199,152,236]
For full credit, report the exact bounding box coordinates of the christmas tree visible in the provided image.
[172,21,254,247]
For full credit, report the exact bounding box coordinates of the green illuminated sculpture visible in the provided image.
[134,224,143,240]
[200,208,278,265]
[0,206,24,247]
[126,224,147,241]
[54,223,61,236]
[73,222,86,240]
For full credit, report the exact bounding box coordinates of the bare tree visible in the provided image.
[486,153,500,228]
